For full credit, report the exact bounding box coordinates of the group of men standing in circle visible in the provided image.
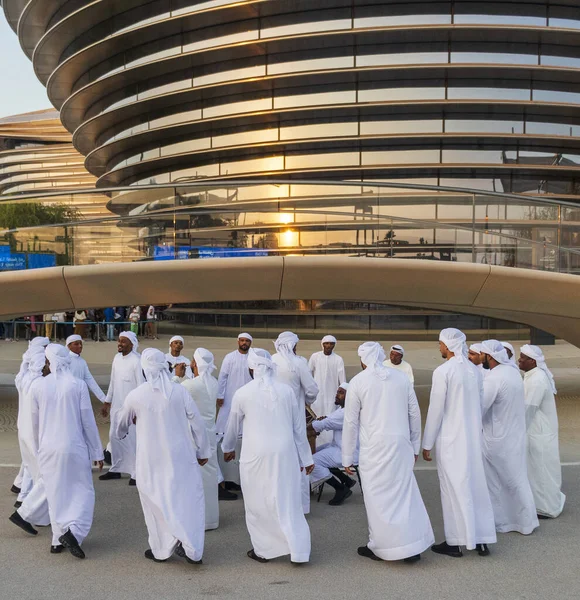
[8,326,564,566]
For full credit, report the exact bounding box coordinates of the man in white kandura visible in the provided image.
[423,328,496,558]
[480,340,538,535]
[308,335,346,445]
[309,382,358,506]
[66,335,107,403]
[222,348,313,564]
[11,344,103,559]
[100,331,144,485]
[273,331,318,514]
[12,336,49,498]
[383,344,414,384]
[343,342,434,564]
[519,345,565,519]
[165,335,192,378]
[12,353,51,528]
[215,333,253,499]
[117,348,210,564]
[501,342,519,369]
[175,348,220,531]
[468,343,489,379]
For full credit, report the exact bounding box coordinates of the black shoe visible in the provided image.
[144,549,166,563]
[128,478,136,486]
[330,468,357,489]
[9,511,38,535]
[403,554,421,563]
[224,481,241,492]
[10,485,21,495]
[431,541,463,558]
[51,545,64,554]
[475,544,490,557]
[537,514,551,520]
[357,546,382,561]
[175,543,202,564]
[329,487,353,506]
[99,471,121,481]
[14,501,22,509]
[219,486,238,501]
[59,529,85,559]
[103,450,112,465]
[247,549,268,563]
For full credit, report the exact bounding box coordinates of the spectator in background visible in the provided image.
[145,305,157,339]
[115,306,126,335]
[54,312,67,341]
[129,307,140,335]
[74,310,87,338]
[44,314,55,341]
[104,307,116,341]
[65,311,75,339]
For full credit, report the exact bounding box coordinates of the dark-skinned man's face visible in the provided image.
[118,336,133,356]
[482,354,491,370]
[170,340,183,356]
[505,347,513,359]
[518,353,535,372]
[335,387,347,407]
[238,337,251,353]
[322,342,335,356]
[468,351,482,366]
[68,341,83,356]
[390,350,402,365]
[439,341,449,359]
[42,359,50,377]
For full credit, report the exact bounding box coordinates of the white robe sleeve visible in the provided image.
[422,367,447,451]
[308,353,316,375]
[482,374,499,418]
[524,378,544,429]
[337,356,346,386]
[105,359,115,403]
[183,391,211,460]
[342,384,361,467]
[115,393,135,440]
[217,354,231,399]
[79,381,104,461]
[82,360,106,403]
[221,389,243,453]
[298,360,319,405]
[312,409,344,433]
[407,385,422,455]
[30,384,40,451]
[291,391,313,468]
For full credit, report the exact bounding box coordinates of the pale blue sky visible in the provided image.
[0,17,50,119]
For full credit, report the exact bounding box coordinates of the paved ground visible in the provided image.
[0,337,578,600]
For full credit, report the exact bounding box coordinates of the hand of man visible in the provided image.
[344,465,355,475]
[216,398,224,408]
[94,460,104,471]
[197,458,208,466]
[101,402,111,418]
[305,464,314,476]
[422,449,432,462]
[175,363,186,378]
[414,454,418,464]
[132,416,137,425]
[223,451,235,462]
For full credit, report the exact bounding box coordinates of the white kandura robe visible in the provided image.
[423,357,497,549]
[383,359,415,385]
[308,351,346,445]
[272,353,318,514]
[216,350,252,484]
[342,369,434,560]
[165,353,193,379]
[32,373,103,546]
[523,368,566,518]
[222,379,313,562]
[16,376,50,526]
[117,382,210,561]
[180,375,220,530]
[106,351,145,478]
[69,352,106,402]
[15,369,35,502]
[482,365,539,534]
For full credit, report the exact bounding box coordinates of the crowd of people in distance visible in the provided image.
[8,327,565,565]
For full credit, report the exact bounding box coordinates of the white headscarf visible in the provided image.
[24,353,46,394]
[66,334,82,347]
[120,331,139,352]
[358,342,389,380]
[469,343,483,354]
[440,328,468,363]
[45,343,72,379]
[248,348,276,396]
[141,348,173,400]
[338,381,349,390]
[29,337,50,349]
[169,335,184,354]
[238,332,253,342]
[520,345,557,394]
[481,339,511,366]
[274,331,300,372]
[321,335,337,350]
[501,342,519,369]
[193,347,216,398]
[390,344,404,356]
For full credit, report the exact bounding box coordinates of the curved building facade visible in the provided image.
[3,0,580,197]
